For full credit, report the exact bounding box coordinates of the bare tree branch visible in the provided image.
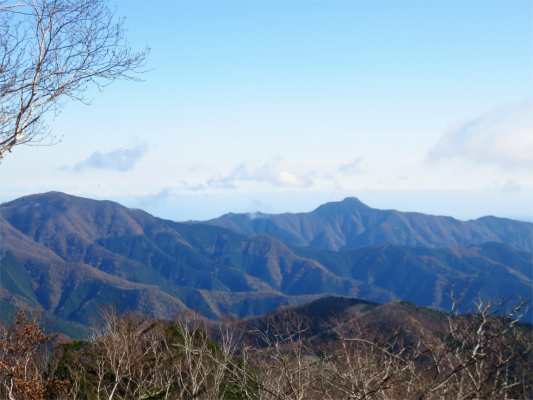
[0,0,148,161]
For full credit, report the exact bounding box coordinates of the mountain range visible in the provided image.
[204,197,533,252]
[0,192,531,336]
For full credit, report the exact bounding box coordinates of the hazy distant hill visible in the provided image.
[0,192,531,334]
[203,197,533,252]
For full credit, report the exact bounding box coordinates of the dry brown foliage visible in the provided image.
[0,311,67,400]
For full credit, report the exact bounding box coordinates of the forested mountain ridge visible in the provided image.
[0,192,531,335]
[203,197,533,252]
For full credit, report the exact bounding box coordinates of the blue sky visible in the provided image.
[1,0,532,222]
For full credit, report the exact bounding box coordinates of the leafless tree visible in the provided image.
[169,310,215,399]
[167,310,243,400]
[246,309,320,400]
[87,305,167,400]
[0,0,148,161]
[319,320,420,400]
[414,294,532,399]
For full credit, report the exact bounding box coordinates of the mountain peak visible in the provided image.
[340,197,371,209]
[315,197,372,213]
[2,191,85,207]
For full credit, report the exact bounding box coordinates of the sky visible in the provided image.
[1,0,532,222]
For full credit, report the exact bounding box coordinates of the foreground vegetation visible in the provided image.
[1,295,531,400]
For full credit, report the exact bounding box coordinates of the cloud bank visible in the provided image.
[429,98,533,169]
[61,143,148,172]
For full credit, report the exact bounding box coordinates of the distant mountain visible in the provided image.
[202,197,533,252]
[0,192,531,335]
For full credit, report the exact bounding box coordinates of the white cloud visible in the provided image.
[428,98,533,169]
[206,173,238,190]
[60,143,148,172]
[205,161,313,190]
[338,157,362,175]
[271,170,311,187]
